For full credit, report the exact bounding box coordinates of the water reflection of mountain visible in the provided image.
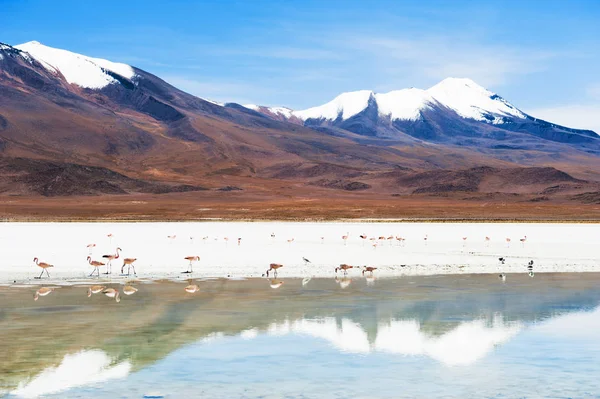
[2,274,600,396]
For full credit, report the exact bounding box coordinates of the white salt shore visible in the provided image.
[0,222,598,285]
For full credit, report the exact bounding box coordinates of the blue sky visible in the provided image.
[2,0,600,131]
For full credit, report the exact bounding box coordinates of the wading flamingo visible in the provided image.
[342,232,349,245]
[266,263,283,278]
[121,257,137,275]
[520,236,527,247]
[335,264,354,275]
[33,257,53,279]
[362,266,377,276]
[87,243,96,255]
[87,256,105,277]
[102,248,121,274]
[183,256,200,273]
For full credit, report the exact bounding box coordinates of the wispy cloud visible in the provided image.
[340,35,558,89]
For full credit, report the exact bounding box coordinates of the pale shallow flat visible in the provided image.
[0,222,598,284]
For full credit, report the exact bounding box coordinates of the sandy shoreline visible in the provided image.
[1,221,598,285]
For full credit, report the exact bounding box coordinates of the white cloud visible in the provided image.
[526,104,600,134]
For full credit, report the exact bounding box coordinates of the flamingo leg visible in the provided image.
[131,264,136,275]
[45,269,50,278]
[36,269,44,279]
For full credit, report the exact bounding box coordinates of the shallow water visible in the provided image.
[2,274,600,398]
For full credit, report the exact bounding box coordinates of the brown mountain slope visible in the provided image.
[1,41,600,219]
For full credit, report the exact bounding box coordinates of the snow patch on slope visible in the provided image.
[294,90,373,121]
[15,41,135,89]
[245,104,295,119]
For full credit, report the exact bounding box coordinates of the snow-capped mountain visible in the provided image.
[244,78,598,146]
[1,39,600,200]
[258,78,524,124]
[15,41,136,89]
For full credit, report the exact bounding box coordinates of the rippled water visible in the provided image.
[2,274,600,398]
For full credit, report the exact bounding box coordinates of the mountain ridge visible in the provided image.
[1,40,599,211]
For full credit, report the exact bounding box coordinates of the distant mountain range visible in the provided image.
[1,40,599,202]
[242,78,599,150]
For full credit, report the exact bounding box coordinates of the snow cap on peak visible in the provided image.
[427,77,524,121]
[15,41,135,89]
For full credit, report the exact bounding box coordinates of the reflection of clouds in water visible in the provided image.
[268,318,370,353]
[261,316,521,365]
[532,307,600,338]
[376,317,521,366]
[11,350,130,398]
[240,328,259,339]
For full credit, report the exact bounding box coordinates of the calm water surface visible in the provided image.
[2,274,600,398]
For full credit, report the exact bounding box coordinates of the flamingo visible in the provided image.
[87,285,106,297]
[86,243,96,255]
[121,257,138,276]
[520,236,527,246]
[123,285,138,296]
[34,287,54,301]
[107,233,113,244]
[320,237,325,244]
[287,238,295,246]
[183,256,200,273]
[102,288,120,302]
[424,234,428,245]
[224,237,229,246]
[485,237,491,247]
[362,266,377,276]
[342,232,349,245]
[506,238,511,248]
[266,263,283,277]
[190,236,194,244]
[237,237,242,246]
[87,256,105,277]
[102,247,121,274]
[269,279,284,289]
[33,257,53,279]
[335,264,354,275]
[462,237,468,246]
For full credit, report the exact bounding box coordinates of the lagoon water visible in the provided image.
[2,274,600,398]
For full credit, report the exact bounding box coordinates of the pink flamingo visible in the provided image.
[342,232,349,245]
[520,236,527,247]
